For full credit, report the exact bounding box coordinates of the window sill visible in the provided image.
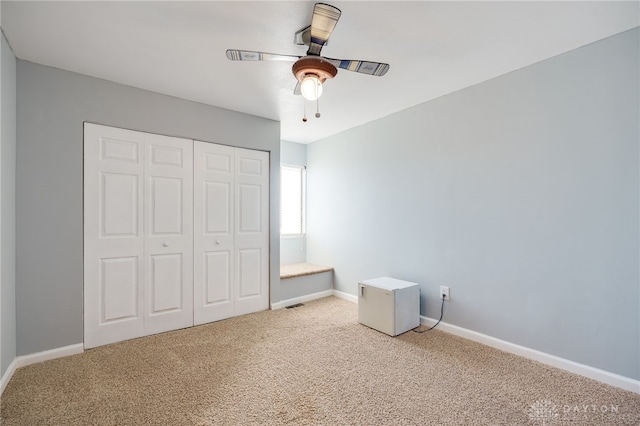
[280,263,333,279]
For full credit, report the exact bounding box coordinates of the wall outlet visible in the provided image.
[440,286,450,301]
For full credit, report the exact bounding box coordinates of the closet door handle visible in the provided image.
[215,240,221,245]
[162,242,169,247]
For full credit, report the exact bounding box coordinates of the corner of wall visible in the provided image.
[0,28,17,382]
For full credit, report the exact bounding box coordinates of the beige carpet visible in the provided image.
[1,297,638,425]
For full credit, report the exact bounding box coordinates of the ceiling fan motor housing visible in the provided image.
[292,56,338,83]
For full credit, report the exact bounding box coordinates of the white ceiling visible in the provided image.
[2,1,638,144]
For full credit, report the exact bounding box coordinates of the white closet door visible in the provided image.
[84,124,145,349]
[143,133,193,335]
[234,147,270,316]
[193,142,269,324]
[84,124,193,348]
[193,142,235,324]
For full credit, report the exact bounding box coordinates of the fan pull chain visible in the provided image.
[302,100,308,123]
[315,98,321,118]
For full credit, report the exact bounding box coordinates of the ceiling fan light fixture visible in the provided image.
[300,75,323,101]
[227,2,390,122]
[292,56,337,100]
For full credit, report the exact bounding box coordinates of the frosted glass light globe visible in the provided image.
[300,75,323,101]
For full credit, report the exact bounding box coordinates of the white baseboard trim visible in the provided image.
[271,289,334,310]
[1,343,84,396]
[15,343,84,369]
[332,289,358,303]
[0,357,18,395]
[420,316,640,394]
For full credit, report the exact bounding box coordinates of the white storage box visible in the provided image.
[358,277,420,336]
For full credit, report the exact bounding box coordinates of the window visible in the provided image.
[280,165,306,235]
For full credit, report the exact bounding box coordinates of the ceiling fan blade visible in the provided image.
[293,82,302,96]
[307,3,341,56]
[226,49,301,62]
[324,58,390,76]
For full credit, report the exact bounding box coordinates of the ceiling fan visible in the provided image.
[226,3,390,120]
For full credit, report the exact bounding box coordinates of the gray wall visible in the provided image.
[306,29,639,380]
[280,237,306,266]
[1,32,17,377]
[281,140,307,166]
[280,272,332,301]
[280,140,307,265]
[16,60,281,356]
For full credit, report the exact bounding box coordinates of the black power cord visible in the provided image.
[413,295,445,333]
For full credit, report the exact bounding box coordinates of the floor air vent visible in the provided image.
[285,303,305,309]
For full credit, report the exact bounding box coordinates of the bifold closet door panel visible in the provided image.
[193,141,235,325]
[143,133,194,335]
[193,142,269,325]
[84,123,145,349]
[84,124,194,348]
[234,147,270,316]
